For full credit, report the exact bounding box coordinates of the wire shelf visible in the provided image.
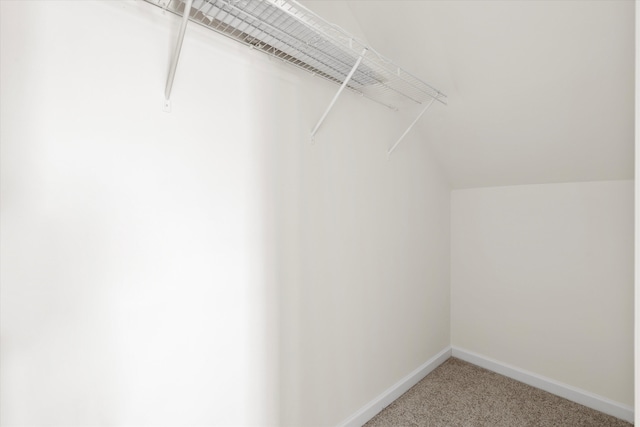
[145,0,447,111]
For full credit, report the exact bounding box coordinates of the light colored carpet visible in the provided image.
[364,358,632,427]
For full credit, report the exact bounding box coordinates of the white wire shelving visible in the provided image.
[144,0,447,153]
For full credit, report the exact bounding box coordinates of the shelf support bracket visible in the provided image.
[387,95,438,155]
[163,0,193,112]
[311,47,368,141]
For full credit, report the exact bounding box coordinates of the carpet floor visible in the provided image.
[364,357,632,427]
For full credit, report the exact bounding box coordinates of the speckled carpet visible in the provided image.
[364,358,632,427]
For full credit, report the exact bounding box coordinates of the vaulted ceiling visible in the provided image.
[303,0,634,189]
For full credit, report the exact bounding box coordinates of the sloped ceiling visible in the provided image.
[305,0,634,189]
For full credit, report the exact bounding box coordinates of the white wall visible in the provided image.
[285,79,451,426]
[279,7,451,425]
[451,181,634,407]
[0,1,281,425]
[0,1,452,425]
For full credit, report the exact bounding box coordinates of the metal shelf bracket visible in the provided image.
[163,0,194,112]
[387,95,438,155]
[310,47,368,142]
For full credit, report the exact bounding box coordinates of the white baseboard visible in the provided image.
[451,346,634,424]
[336,346,452,427]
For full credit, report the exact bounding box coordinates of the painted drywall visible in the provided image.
[0,1,281,425]
[266,1,452,424]
[451,181,634,407]
[283,79,451,426]
[346,1,634,189]
[0,1,451,425]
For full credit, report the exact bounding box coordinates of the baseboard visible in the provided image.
[451,346,634,424]
[336,346,452,427]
